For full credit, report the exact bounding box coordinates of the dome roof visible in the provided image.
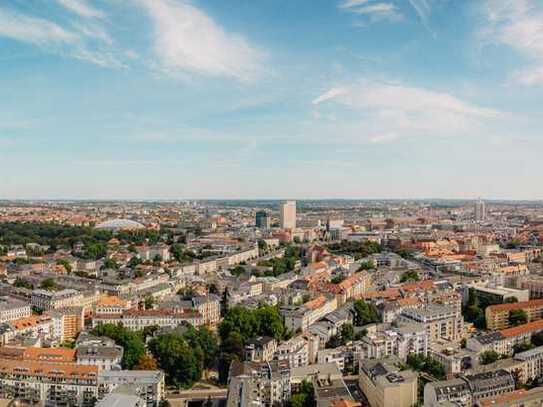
[95,219,145,231]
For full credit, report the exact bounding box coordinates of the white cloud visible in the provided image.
[57,0,105,19]
[339,0,372,9]
[311,81,502,143]
[138,0,264,81]
[313,81,500,118]
[408,0,431,23]
[0,5,126,70]
[338,0,402,23]
[0,7,78,46]
[481,0,543,85]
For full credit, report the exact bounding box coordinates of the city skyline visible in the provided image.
[2,0,543,199]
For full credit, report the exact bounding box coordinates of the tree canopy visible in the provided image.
[91,324,145,369]
[353,300,380,326]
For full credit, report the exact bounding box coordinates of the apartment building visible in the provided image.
[283,295,338,332]
[50,306,85,343]
[424,378,472,407]
[228,359,291,407]
[478,387,543,407]
[244,336,277,362]
[361,324,428,360]
[0,296,31,322]
[327,271,371,306]
[513,345,543,383]
[424,370,515,407]
[98,370,165,407]
[31,288,83,311]
[398,304,464,342]
[0,358,98,406]
[92,309,203,330]
[359,357,418,407]
[0,314,57,345]
[76,333,123,371]
[486,299,543,330]
[94,295,132,315]
[273,336,309,368]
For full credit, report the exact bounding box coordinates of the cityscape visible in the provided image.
[2,0,543,407]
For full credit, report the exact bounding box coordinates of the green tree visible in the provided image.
[149,334,201,388]
[102,258,119,270]
[340,323,354,342]
[56,259,72,273]
[92,324,145,369]
[400,270,420,283]
[255,305,285,340]
[532,332,543,347]
[358,260,375,271]
[13,277,33,289]
[480,350,500,365]
[289,380,315,407]
[509,309,528,327]
[353,300,380,326]
[40,278,57,291]
[144,296,155,310]
[514,341,534,354]
[219,306,260,342]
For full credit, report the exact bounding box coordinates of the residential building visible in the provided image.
[256,211,271,229]
[0,296,31,322]
[486,299,543,330]
[359,357,418,407]
[228,359,291,406]
[50,306,85,343]
[244,336,277,362]
[478,387,543,407]
[398,304,464,342]
[273,336,309,368]
[362,324,428,360]
[475,199,487,222]
[424,378,472,407]
[0,358,98,406]
[92,309,203,330]
[31,288,83,311]
[283,295,338,332]
[280,201,296,230]
[98,370,165,407]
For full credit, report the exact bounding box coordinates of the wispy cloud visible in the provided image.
[0,7,78,46]
[0,5,125,69]
[339,0,403,23]
[311,80,503,144]
[57,0,105,19]
[480,0,543,85]
[138,0,264,81]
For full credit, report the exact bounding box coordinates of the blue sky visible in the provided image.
[1,0,543,200]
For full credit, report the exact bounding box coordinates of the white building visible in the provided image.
[280,201,296,230]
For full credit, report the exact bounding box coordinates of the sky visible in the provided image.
[1,0,543,200]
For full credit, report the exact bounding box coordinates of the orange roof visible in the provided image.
[308,261,329,272]
[397,297,421,307]
[401,279,434,292]
[97,295,127,307]
[24,347,76,363]
[500,319,543,338]
[0,358,97,380]
[488,299,543,313]
[11,315,52,331]
[363,288,401,300]
[478,389,531,407]
[331,400,361,407]
[305,295,327,310]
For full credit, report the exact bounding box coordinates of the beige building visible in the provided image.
[280,201,296,230]
[398,304,463,342]
[359,357,418,407]
[486,299,543,331]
